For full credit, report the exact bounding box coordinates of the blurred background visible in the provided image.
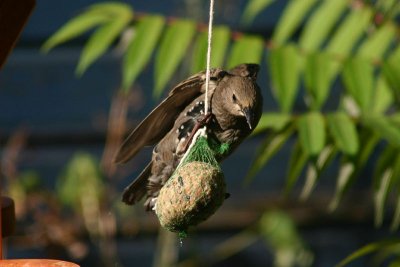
[1,0,400,266]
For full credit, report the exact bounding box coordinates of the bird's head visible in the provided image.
[228,63,260,80]
[218,75,263,130]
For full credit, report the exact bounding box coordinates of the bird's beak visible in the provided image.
[242,107,253,130]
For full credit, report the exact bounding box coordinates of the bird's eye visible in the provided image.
[232,93,237,103]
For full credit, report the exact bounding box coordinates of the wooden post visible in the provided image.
[0,259,80,266]
[1,197,16,259]
[0,0,81,265]
[0,0,35,255]
[0,0,36,68]
[1,196,2,259]
[1,198,81,266]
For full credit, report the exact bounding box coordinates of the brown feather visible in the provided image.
[117,64,263,209]
[122,162,152,204]
[114,69,223,163]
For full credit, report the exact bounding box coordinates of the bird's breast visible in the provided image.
[209,113,252,158]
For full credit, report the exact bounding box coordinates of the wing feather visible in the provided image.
[114,70,224,163]
[122,162,152,204]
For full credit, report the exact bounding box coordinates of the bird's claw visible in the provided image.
[151,197,158,211]
[197,112,213,126]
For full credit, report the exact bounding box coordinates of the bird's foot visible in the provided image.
[151,197,158,211]
[198,112,213,126]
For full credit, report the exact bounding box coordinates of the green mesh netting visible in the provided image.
[157,132,229,237]
[179,134,230,169]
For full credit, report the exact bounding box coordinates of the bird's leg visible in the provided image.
[182,112,213,153]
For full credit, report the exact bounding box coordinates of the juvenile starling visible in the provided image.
[115,63,263,210]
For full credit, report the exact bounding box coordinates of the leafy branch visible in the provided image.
[42,0,400,233]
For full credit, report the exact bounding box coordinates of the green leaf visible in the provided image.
[154,19,196,98]
[373,146,397,227]
[383,45,400,102]
[377,0,398,13]
[227,35,264,68]
[316,145,337,170]
[304,52,332,110]
[357,22,396,61]
[363,115,400,147]
[57,153,103,208]
[245,125,294,184]
[42,12,111,52]
[76,13,132,75]
[122,16,165,91]
[374,170,391,227]
[241,0,275,25]
[373,146,398,183]
[372,146,400,230]
[300,145,337,200]
[356,130,380,171]
[374,248,400,267]
[373,75,394,114]
[241,0,276,25]
[389,162,400,230]
[342,57,374,112]
[273,0,317,45]
[336,241,400,267]
[205,26,230,68]
[327,112,359,155]
[252,112,292,135]
[191,33,207,74]
[88,2,133,15]
[297,112,326,156]
[329,129,380,210]
[300,163,318,201]
[329,161,355,211]
[259,210,305,250]
[16,171,41,192]
[391,2,400,18]
[326,7,372,57]
[299,0,347,52]
[191,26,230,73]
[268,45,301,113]
[391,195,400,231]
[285,141,308,195]
[391,154,400,188]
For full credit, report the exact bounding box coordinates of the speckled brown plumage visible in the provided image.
[115,63,263,210]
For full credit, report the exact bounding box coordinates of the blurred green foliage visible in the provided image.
[57,152,104,210]
[260,211,313,267]
[42,0,400,266]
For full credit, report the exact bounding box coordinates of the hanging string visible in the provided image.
[176,0,215,168]
[204,0,214,114]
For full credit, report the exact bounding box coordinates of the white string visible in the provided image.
[204,0,214,114]
[177,0,215,166]
[176,128,207,170]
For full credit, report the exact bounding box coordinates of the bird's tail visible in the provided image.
[122,162,152,205]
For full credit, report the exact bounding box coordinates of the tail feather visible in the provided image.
[122,162,152,205]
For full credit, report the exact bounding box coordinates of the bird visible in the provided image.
[115,63,263,211]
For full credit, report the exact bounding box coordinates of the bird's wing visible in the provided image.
[122,162,152,205]
[114,69,224,164]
